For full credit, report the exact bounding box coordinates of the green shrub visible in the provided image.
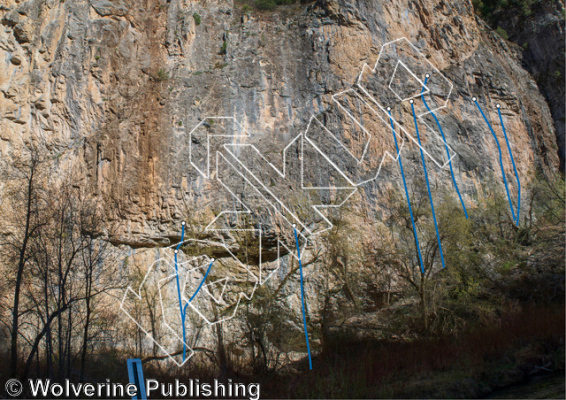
[473,0,536,22]
[496,26,509,40]
[193,12,201,25]
[254,0,276,11]
[253,0,297,10]
[156,68,169,81]
[242,4,251,13]
[220,40,227,55]
[472,0,484,13]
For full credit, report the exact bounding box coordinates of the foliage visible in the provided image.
[359,170,564,336]
[496,26,509,40]
[193,12,201,26]
[253,0,298,11]
[240,286,298,374]
[156,68,169,81]
[319,204,368,343]
[473,0,536,21]
[254,0,277,10]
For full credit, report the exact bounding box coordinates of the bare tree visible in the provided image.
[0,148,50,378]
[1,149,123,381]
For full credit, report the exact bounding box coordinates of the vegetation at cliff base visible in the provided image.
[473,0,538,21]
[0,147,563,398]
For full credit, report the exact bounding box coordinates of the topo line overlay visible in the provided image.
[388,109,425,274]
[497,106,521,225]
[174,222,189,362]
[412,93,445,269]
[294,225,313,370]
[421,78,468,218]
[474,99,521,226]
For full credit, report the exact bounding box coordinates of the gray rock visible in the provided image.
[89,0,128,17]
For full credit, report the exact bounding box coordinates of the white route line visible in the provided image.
[120,240,259,365]
[388,60,431,102]
[356,37,456,169]
[121,37,464,365]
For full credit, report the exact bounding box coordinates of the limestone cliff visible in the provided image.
[0,0,561,353]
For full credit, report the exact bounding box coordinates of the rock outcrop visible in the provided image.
[494,0,565,170]
[0,0,561,356]
[0,0,559,242]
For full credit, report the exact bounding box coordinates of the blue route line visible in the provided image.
[498,106,521,225]
[173,223,187,361]
[189,260,215,303]
[421,77,468,218]
[388,110,425,274]
[411,100,446,269]
[126,359,147,400]
[293,226,313,370]
[474,100,520,226]
[173,222,215,362]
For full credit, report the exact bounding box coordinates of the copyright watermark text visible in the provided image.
[4,378,260,399]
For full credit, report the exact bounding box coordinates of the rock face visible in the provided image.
[493,0,565,171]
[0,0,561,356]
[0,0,559,242]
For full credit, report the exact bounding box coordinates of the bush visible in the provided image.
[496,26,509,40]
[254,0,276,10]
[473,0,536,22]
[253,0,298,11]
[156,68,169,81]
[193,12,201,26]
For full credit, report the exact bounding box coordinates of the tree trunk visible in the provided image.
[23,304,70,381]
[420,283,429,332]
[80,260,93,382]
[10,165,36,378]
[215,322,229,381]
